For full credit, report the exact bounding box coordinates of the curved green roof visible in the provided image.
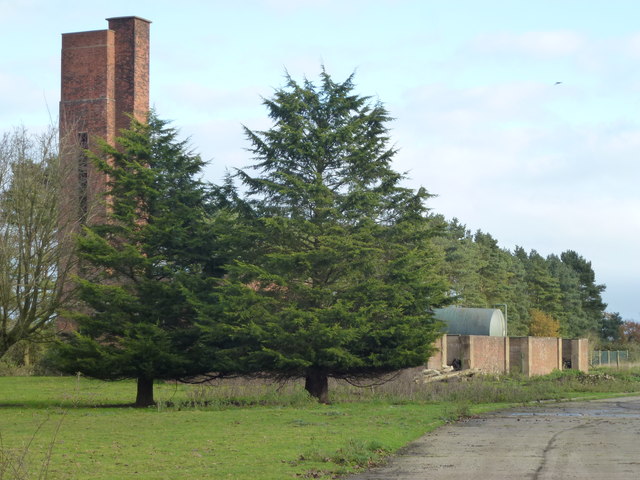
[434,307,506,336]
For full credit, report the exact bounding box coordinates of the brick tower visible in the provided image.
[59,16,151,224]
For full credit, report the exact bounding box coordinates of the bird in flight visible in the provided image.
[554,81,563,85]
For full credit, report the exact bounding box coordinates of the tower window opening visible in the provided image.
[78,132,88,222]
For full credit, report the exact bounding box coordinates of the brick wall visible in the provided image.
[445,335,464,367]
[107,17,151,136]
[509,337,529,374]
[426,336,447,370]
[429,335,588,377]
[59,29,117,222]
[471,336,509,373]
[568,338,589,372]
[528,337,562,376]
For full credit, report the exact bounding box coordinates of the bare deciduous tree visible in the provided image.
[0,127,77,359]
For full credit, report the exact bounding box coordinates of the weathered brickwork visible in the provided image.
[428,334,588,377]
[445,335,464,367]
[509,336,529,374]
[527,337,562,376]
[563,338,589,372]
[59,16,150,223]
[470,335,509,373]
[57,18,150,333]
[107,17,150,137]
[426,335,447,370]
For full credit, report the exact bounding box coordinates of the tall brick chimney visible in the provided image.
[59,16,150,224]
[106,17,151,138]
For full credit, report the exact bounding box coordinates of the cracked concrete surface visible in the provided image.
[345,396,640,479]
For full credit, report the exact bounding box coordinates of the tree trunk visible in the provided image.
[135,377,155,407]
[304,369,329,404]
[24,343,31,367]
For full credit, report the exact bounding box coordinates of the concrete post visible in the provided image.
[525,337,533,377]
[503,336,510,373]
[441,334,448,368]
[462,335,475,370]
[572,339,589,373]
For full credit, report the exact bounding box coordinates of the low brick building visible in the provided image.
[428,334,588,376]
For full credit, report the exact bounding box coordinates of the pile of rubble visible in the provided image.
[414,365,480,383]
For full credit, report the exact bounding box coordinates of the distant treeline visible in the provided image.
[430,215,611,339]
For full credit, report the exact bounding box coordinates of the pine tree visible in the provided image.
[503,251,531,335]
[216,70,447,402]
[560,250,607,333]
[53,114,223,407]
[547,254,588,337]
[523,250,563,319]
[432,218,485,306]
[600,312,623,342]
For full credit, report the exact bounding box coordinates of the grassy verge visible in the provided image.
[1,368,639,480]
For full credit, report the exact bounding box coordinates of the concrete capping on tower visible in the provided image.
[59,16,150,225]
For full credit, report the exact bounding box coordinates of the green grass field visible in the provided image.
[1,370,639,479]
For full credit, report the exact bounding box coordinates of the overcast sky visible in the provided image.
[1,0,639,320]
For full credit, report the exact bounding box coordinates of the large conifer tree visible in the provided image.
[53,115,222,407]
[217,70,447,402]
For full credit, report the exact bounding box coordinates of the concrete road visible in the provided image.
[345,396,640,479]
